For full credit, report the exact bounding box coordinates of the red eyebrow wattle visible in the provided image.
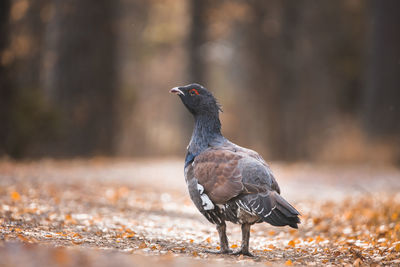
[190,89,200,95]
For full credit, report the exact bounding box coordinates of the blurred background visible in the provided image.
[0,0,399,164]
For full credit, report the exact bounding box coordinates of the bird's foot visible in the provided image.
[205,248,233,255]
[232,249,254,257]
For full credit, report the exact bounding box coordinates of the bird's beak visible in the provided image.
[169,87,184,96]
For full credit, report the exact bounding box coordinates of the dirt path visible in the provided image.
[1,159,400,266]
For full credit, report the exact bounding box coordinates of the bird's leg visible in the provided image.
[205,222,233,254]
[217,222,231,253]
[233,223,254,256]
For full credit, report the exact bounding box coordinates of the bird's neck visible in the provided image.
[187,113,223,156]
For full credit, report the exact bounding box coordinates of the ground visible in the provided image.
[1,158,400,266]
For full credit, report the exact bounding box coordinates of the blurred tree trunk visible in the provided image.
[362,0,400,162]
[45,0,118,156]
[244,0,362,161]
[182,0,209,141]
[188,0,207,84]
[0,0,11,156]
[0,0,55,158]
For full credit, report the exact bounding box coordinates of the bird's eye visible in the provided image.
[189,89,199,96]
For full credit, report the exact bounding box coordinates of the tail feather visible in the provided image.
[242,191,300,228]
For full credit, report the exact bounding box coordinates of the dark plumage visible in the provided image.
[170,83,300,256]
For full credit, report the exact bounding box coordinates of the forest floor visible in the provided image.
[1,158,400,267]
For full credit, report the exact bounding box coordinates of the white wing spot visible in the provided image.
[196,182,214,210]
[200,194,214,210]
[197,183,204,194]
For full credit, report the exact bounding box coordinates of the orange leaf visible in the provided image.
[125,229,135,234]
[285,259,293,266]
[75,233,83,238]
[268,230,276,236]
[17,234,29,242]
[206,237,211,243]
[231,244,238,248]
[11,191,21,201]
[288,240,295,247]
[139,241,147,249]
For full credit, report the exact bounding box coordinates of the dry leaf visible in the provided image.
[285,259,293,266]
[139,242,147,249]
[10,191,21,201]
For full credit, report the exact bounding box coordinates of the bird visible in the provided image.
[169,83,300,256]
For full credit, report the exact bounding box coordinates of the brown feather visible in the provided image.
[194,148,244,204]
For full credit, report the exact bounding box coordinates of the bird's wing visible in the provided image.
[193,148,244,204]
[217,141,281,194]
[228,145,300,228]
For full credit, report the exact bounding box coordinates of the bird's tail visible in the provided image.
[239,191,300,228]
[263,192,300,228]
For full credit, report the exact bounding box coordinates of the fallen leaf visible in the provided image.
[17,234,29,242]
[285,259,293,266]
[125,233,135,238]
[10,191,21,201]
[139,241,147,249]
[268,230,276,236]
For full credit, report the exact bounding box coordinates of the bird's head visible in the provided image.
[170,83,222,116]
